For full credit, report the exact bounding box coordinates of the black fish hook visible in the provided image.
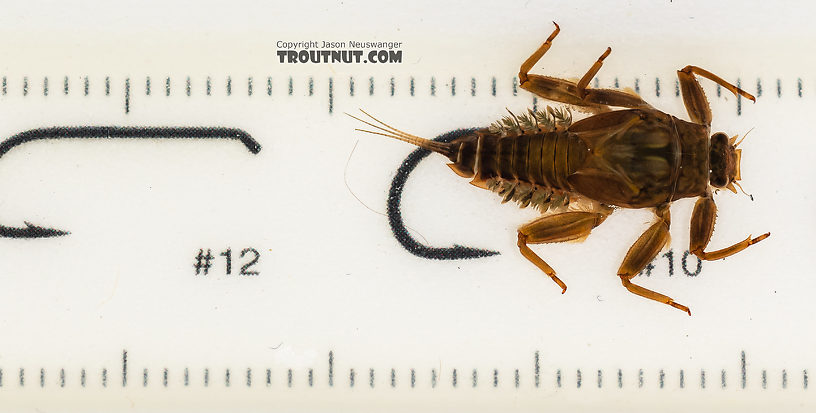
[387,128,499,260]
[0,126,260,238]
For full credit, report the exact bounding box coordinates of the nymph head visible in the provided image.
[709,132,745,193]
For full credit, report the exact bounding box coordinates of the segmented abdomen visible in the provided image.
[450,130,588,211]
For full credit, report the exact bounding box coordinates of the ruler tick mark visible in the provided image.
[105,77,110,96]
[369,368,374,388]
[266,369,271,387]
[577,369,582,388]
[122,350,127,387]
[125,78,130,114]
[206,77,212,96]
[721,369,726,388]
[225,369,231,387]
[247,76,253,96]
[390,76,395,96]
[143,368,148,387]
[43,76,48,96]
[618,369,623,388]
[349,368,355,387]
[430,77,436,96]
[146,76,151,96]
[432,369,437,388]
[328,77,334,114]
[288,77,293,95]
[287,369,292,387]
[452,368,457,388]
[557,369,562,388]
[40,368,44,388]
[638,369,644,388]
[659,369,665,389]
[247,368,252,387]
[23,76,28,96]
[514,369,519,388]
[367,76,373,96]
[163,368,168,387]
[204,368,209,387]
[491,76,496,96]
[187,76,192,97]
[493,369,498,388]
[805,370,809,389]
[102,368,108,387]
[762,370,767,389]
[472,369,477,387]
[81,369,86,387]
[84,76,89,96]
[451,77,456,96]
[411,369,416,388]
[598,369,602,388]
[680,369,685,389]
[63,76,69,95]
[267,76,272,96]
[391,368,396,387]
[410,77,415,96]
[471,77,476,97]
[741,351,746,389]
[701,369,706,389]
[309,76,314,96]
[184,368,189,387]
[535,351,540,388]
[165,77,171,96]
[309,368,313,387]
[60,368,65,388]
[783,369,788,389]
[226,76,232,96]
[737,79,742,116]
[328,351,334,386]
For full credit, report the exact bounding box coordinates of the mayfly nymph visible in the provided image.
[349,23,769,315]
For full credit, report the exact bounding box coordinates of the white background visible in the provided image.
[0,1,812,411]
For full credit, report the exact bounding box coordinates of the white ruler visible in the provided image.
[0,1,812,412]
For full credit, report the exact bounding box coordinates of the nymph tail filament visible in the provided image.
[346,109,451,157]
